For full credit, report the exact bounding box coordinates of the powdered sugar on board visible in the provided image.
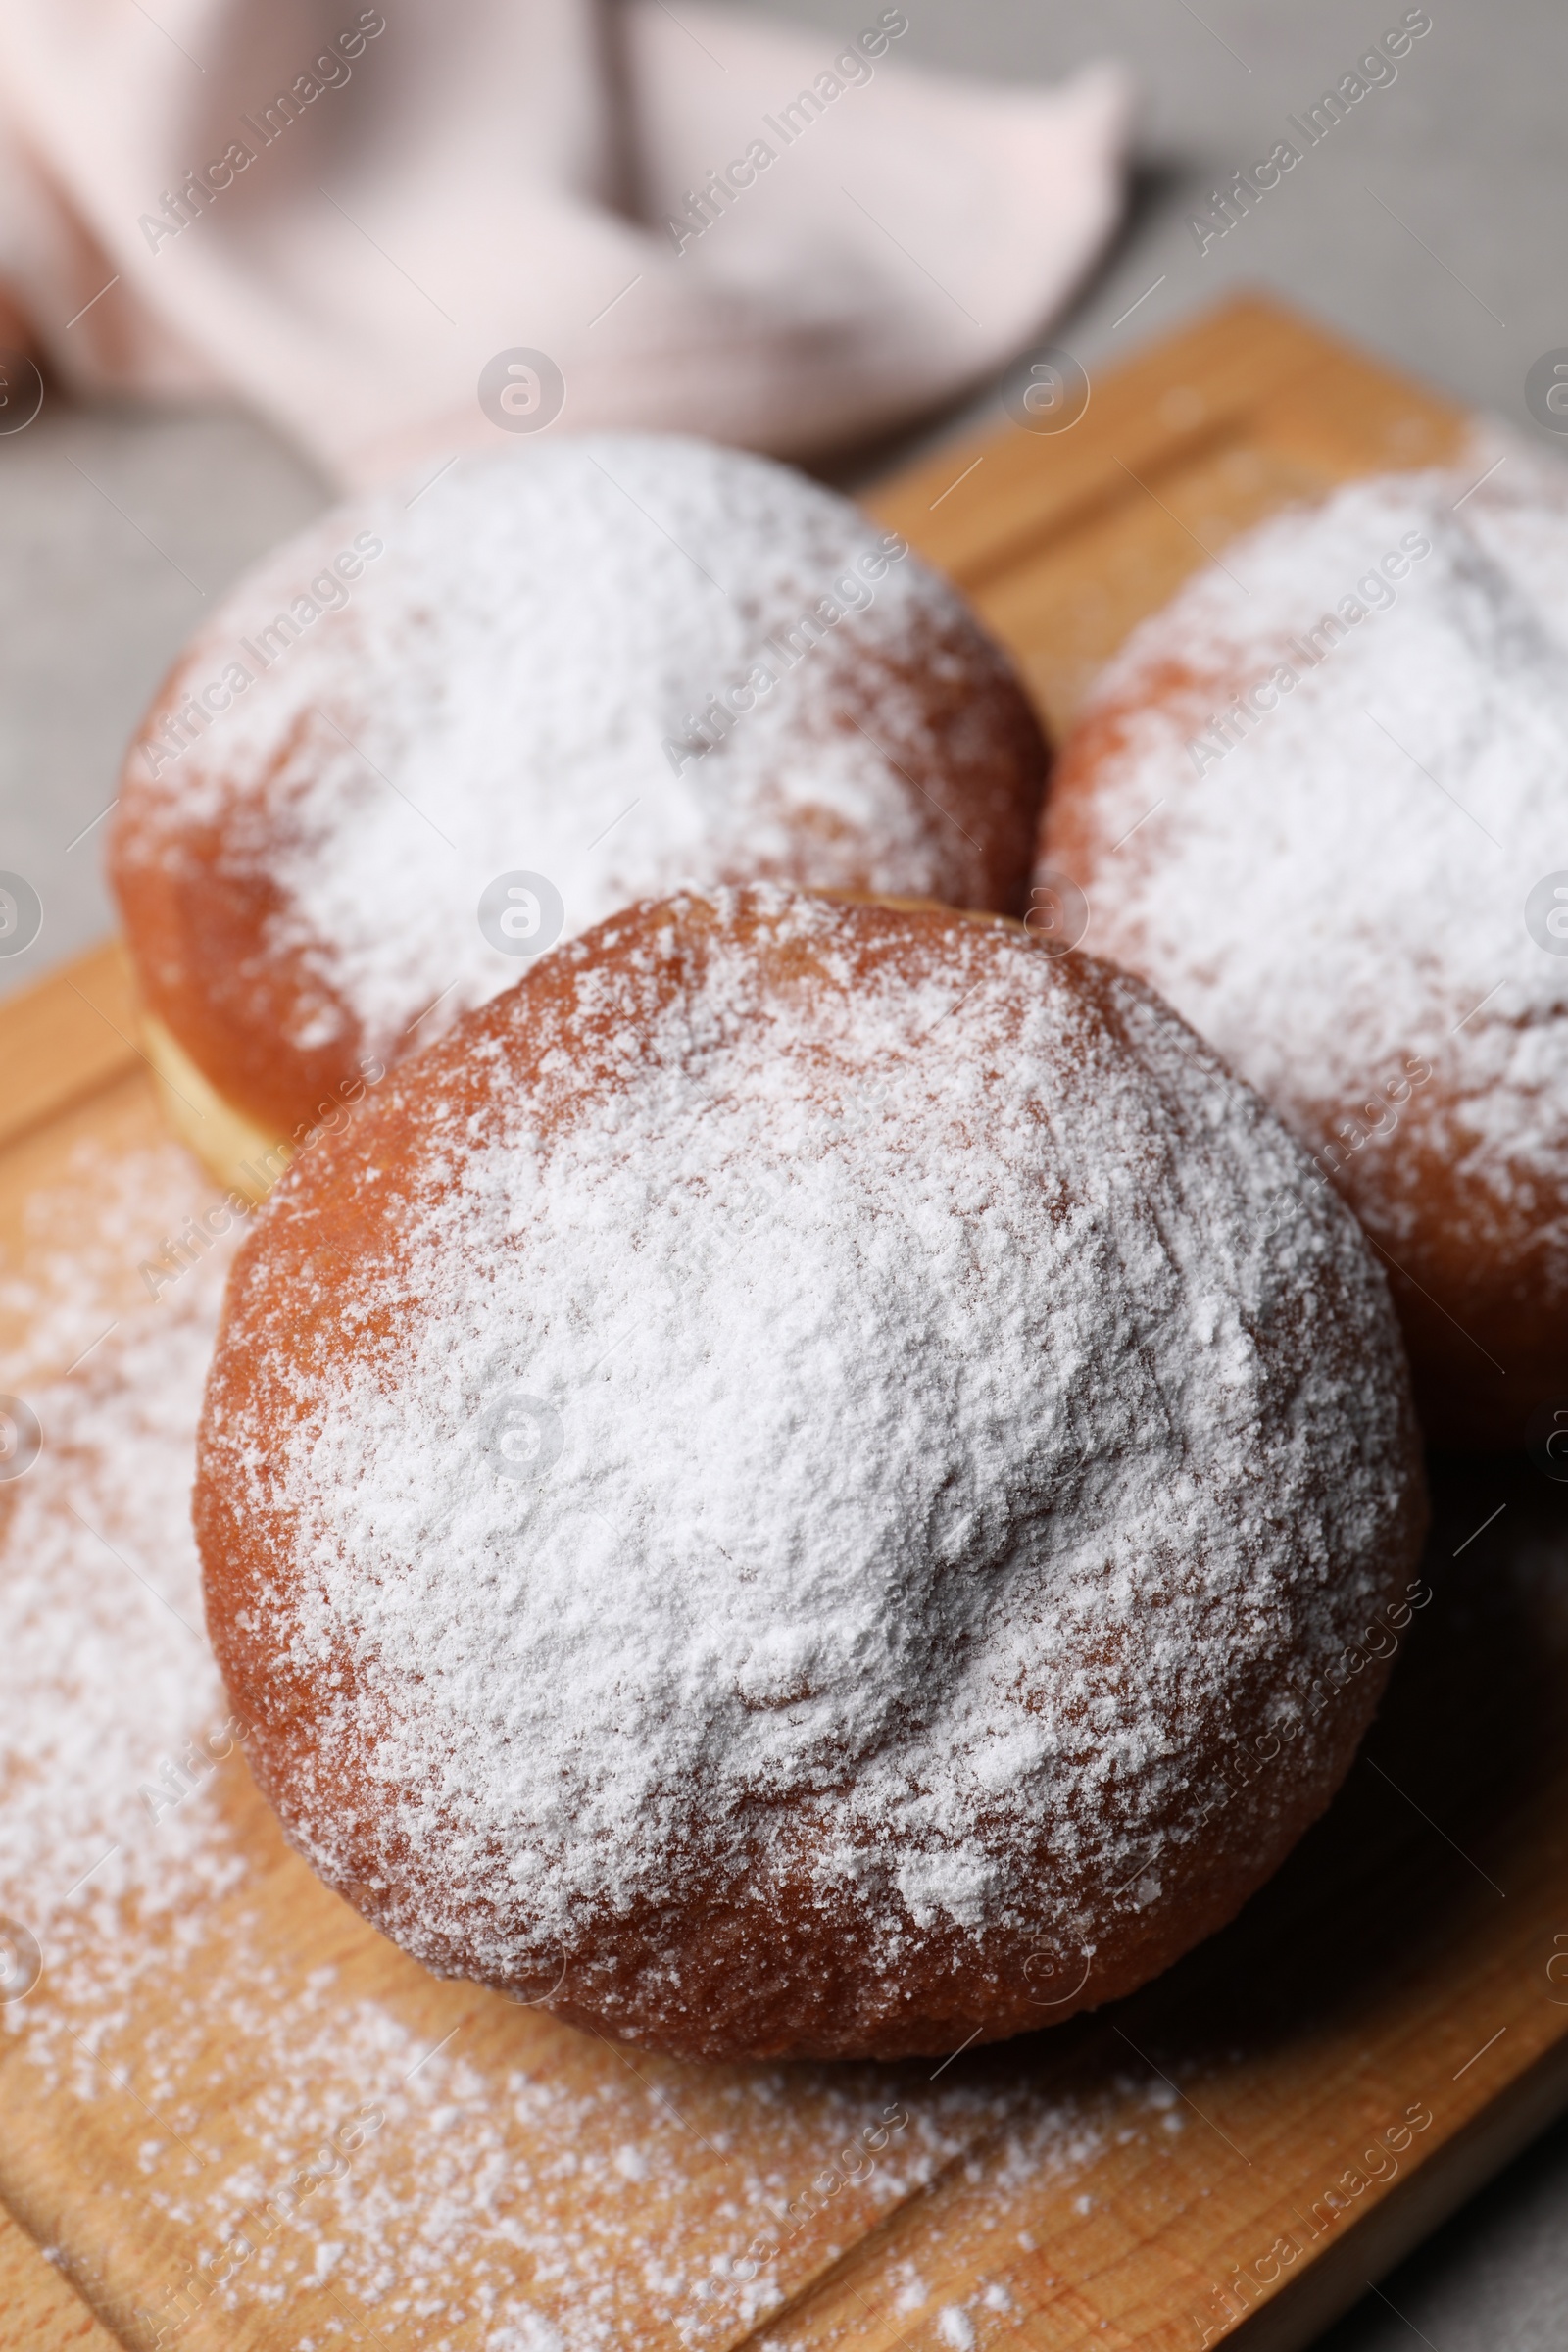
[0,1247,241,2043]
[0,1128,1125,2350]
[1040,434,1568,1259]
[206,891,1421,2054]
[115,435,1017,1065]
[0,1126,224,1390]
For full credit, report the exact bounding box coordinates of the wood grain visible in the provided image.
[0,939,139,1156]
[0,2209,124,2350]
[864,290,1467,736]
[0,297,1558,2352]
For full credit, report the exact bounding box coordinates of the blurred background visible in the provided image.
[2,0,1566,2342]
[7,0,1567,1001]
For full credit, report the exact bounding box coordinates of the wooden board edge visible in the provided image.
[862,288,1469,591]
[0,2202,125,2350]
[1226,2032,1568,2352]
[0,939,142,1155]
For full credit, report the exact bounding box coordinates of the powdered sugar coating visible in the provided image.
[111,435,1042,1131]
[1038,447,1568,1435]
[199,891,1424,2060]
[0,1140,1125,2348]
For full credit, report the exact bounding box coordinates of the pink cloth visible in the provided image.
[0,1,1129,486]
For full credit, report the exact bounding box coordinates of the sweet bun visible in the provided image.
[1039,454,1568,1447]
[110,437,1046,1195]
[196,889,1426,2062]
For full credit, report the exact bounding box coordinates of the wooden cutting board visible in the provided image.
[4,294,1565,2352]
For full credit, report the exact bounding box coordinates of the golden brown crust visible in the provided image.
[110,768,387,1147]
[114,664,1047,1144]
[198,892,1426,2061]
[109,458,1049,1145]
[1043,668,1561,1448]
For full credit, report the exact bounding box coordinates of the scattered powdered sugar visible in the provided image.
[207,890,1421,2051]
[0,1127,220,1389]
[1040,435,1568,1264]
[115,435,1020,1066]
[0,1129,1118,2347]
[0,1250,239,1975]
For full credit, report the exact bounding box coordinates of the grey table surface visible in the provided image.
[2,0,1565,2343]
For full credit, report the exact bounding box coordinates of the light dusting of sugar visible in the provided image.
[207,891,1420,2051]
[0,1130,219,1388]
[116,435,1019,1065]
[1041,434,1568,1266]
[0,1250,238,1974]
